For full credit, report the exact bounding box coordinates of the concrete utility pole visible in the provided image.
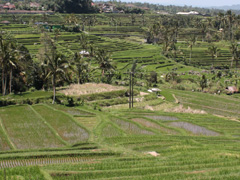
[128,60,137,109]
[129,72,134,108]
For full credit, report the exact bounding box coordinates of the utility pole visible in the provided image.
[128,60,138,109]
[129,72,132,109]
[128,72,134,109]
[131,73,134,108]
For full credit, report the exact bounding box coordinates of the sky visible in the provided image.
[119,0,240,7]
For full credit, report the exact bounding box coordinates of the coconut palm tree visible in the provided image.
[207,45,221,68]
[6,43,21,94]
[187,35,196,64]
[40,36,69,104]
[0,33,19,95]
[65,14,78,25]
[226,10,235,42]
[229,43,240,68]
[200,22,207,42]
[72,52,90,84]
[95,49,115,78]
[0,34,10,95]
[77,34,89,51]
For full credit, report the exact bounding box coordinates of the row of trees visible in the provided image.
[147,11,240,68]
[0,32,116,103]
[147,11,240,43]
[3,0,98,13]
[0,33,33,96]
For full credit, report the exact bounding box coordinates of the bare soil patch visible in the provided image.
[60,83,126,96]
[140,92,149,96]
[145,151,160,157]
[166,105,206,114]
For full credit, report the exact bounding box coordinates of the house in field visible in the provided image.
[30,2,40,9]
[226,86,239,94]
[3,3,16,10]
[79,50,90,56]
[0,20,10,25]
[177,11,199,15]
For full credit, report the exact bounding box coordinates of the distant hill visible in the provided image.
[212,4,240,11]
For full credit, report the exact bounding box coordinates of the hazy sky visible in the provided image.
[120,0,240,7]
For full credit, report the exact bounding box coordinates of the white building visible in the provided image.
[177,11,199,15]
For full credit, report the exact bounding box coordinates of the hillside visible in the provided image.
[0,8,240,179]
[213,4,240,11]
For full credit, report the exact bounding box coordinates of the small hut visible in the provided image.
[0,20,10,25]
[226,86,238,94]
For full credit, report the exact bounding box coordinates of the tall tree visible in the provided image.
[55,0,96,13]
[187,35,196,64]
[39,33,69,104]
[0,33,18,95]
[95,49,115,78]
[0,33,32,95]
[200,22,207,42]
[229,43,240,68]
[77,33,89,51]
[226,10,235,42]
[207,45,221,68]
[72,52,90,84]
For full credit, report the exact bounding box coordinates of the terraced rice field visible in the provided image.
[112,118,155,135]
[169,122,219,136]
[75,116,100,130]
[0,127,11,151]
[175,41,233,68]
[131,118,177,134]
[32,105,89,144]
[145,115,179,121]
[101,123,123,137]
[0,105,63,149]
[0,105,240,179]
[167,89,240,117]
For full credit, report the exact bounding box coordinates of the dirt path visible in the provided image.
[172,94,180,104]
[214,114,240,123]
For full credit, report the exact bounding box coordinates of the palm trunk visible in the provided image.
[9,68,12,94]
[189,47,192,64]
[2,66,5,96]
[52,75,56,104]
[78,70,80,84]
[231,58,234,68]
[102,69,104,78]
[4,75,7,95]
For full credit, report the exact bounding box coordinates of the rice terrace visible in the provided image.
[0,0,240,179]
